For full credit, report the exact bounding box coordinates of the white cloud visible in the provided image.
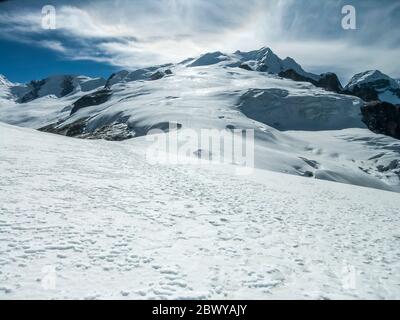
[0,0,399,81]
[38,40,66,53]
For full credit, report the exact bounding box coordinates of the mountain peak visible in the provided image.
[344,69,400,104]
[257,46,273,54]
[346,70,399,91]
[0,74,12,87]
[188,51,229,67]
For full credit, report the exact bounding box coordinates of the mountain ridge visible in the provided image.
[1,46,399,141]
[1,47,399,105]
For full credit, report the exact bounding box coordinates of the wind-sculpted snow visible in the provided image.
[0,123,400,299]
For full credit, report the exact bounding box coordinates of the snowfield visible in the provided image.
[1,123,400,299]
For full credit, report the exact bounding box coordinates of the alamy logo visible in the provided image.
[342,5,357,30]
[145,123,255,175]
[41,5,56,30]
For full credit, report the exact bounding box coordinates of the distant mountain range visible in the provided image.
[1,46,400,192]
[0,46,399,140]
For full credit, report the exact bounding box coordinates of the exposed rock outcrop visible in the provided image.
[39,118,133,140]
[361,101,400,139]
[70,89,112,115]
[278,69,343,93]
[238,63,253,71]
[149,69,173,81]
[60,76,75,97]
[342,86,379,102]
[318,73,343,93]
[19,79,46,103]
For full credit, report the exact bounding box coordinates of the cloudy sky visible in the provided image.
[0,0,399,83]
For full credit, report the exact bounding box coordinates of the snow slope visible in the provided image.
[0,123,399,299]
[1,65,400,192]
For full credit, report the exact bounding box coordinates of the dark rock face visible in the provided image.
[39,118,133,141]
[342,86,379,102]
[104,73,115,89]
[19,79,46,103]
[318,73,343,93]
[278,69,314,84]
[70,89,112,115]
[149,69,173,81]
[278,69,343,93]
[239,63,253,71]
[39,117,89,137]
[39,115,183,141]
[85,123,134,141]
[60,76,75,97]
[361,101,400,139]
[150,71,165,80]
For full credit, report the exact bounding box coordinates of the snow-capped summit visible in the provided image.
[188,51,229,67]
[344,70,400,104]
[105,65,173,87]
[187,47,321,82]
[237,47,320,80]
[346,70,399,90]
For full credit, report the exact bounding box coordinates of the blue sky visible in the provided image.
[0,0,399,83]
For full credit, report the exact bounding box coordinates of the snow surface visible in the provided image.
[0,122,399,299]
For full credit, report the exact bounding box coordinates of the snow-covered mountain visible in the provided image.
[17,75,107,103]
[344,70,400,104]
[1,47,400,192]
[185,47,343,93]
[0,74,106,103]
[105,65,173,87]
[186,47,318,80]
